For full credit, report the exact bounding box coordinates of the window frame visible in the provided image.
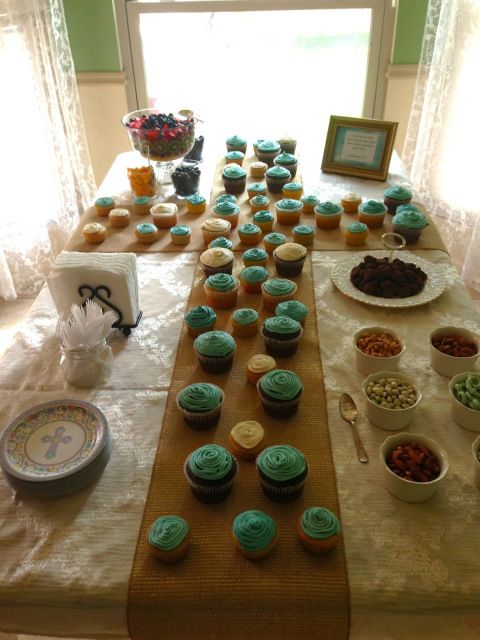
[114,0,396,120]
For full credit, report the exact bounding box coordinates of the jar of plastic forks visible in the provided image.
[61,339,113,388]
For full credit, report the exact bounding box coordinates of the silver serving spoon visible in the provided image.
[339,393,369,463]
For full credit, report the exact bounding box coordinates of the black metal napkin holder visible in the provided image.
[78,285,142,337]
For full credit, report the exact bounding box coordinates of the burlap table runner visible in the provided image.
[66,156,447,254]
[127,254,350,640]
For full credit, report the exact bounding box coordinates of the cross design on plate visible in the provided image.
[41,426,72,460]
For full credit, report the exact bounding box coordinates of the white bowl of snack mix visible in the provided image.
[430,327,479,377]
[354,326,405,375]
[362,371,422,430]
[380,432,449,502]
[472,435,480,489]
[448,372,480,432]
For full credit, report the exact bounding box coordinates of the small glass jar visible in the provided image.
[61,340,113,388]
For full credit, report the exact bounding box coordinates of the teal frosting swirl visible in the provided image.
[266,166,291,179]
[359,200,387,214]
[257,443,306,479]
[392,208,429,229]
[177,382,223,411]
[384,185,412,200]
[253,139,264,149]
[253,210,274,223]
[170,225,190,236]
[240,266,269,283]
[136,223,156,234]
[95,197,114,207]
[301,194,319,206]
[232,510,277,551]
[226,135,246,147]
[251,195,269,206]
[300,507,340,539]
[315,201,342,215]
[263,278,295,295]
[209,237,233,249]
[213,201,240,215]
[186,193,206,205]
[258,140,281,153]
[347,222,368,234]
[248,182,267,193]
[233,308,259,325]
[188,444,233,480]
[148,515,189,551]
[396,204,422,215]
[185,305,216,328]
[275,300,307,322]
[194,330,236,357]
[243,248,268,262]
[274,151,296,166]
[205,273,237,292]
[133,196,151,205]
[293,225,314,236]
[239,223,261,235]
[223,164,247,179]
[216,194,237,204]
[226,150,244,160]
[277,198,302,211]
[263,316,301,335]
[283,182,302,191]
[264,233,286,246]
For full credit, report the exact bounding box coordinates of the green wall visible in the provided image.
[63,0,428,72]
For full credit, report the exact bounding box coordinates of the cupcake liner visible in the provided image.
[213,213,239,229]
[293,233,313,246]
[392,224,423,244]
[204,283,240,310]
[384,196,411,214]
[201,229,231,244]
[175,391,224,430]
[239,233,262,246]
[239,280,264,294]
[222,179,246,194]
[243,259,268,267]
[261,327,303,357]
[257,390,302,418]
[195,350,235,373]
[232,321,259,338]
[315,214,342,230]
[266,178,289,193]
[186,320,216,338]
[171,235,191,246]
[341,200,361,214]
[262,286,298,312]
[183,459,236,503]
[259,476,307,502]
[256,220,274,233]
[358,213,385,229]
[275,210,302,225]
[274,256,306,277]
[202,261,234,277]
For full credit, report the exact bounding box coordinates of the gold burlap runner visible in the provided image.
[127,254,350,640]
[66,156,447,253]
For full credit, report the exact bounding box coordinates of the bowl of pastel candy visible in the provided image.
[449,372,480,431]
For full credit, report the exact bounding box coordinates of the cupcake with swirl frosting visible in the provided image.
[83,222,106,244]
[148,515,191,563]
[249,194,271,214]
[340,191,362,214]
[246,354,277,385]
[293,224,315,246]
[247,182,267,199]
[252,210,274,233]
[133,195,153,215]
[275,198,303,225]
[201,218,232,244]
[301,194,319,214]
[135,222,158,244]
[184,444,237,503]
[209,236,233,250]
[170,224,191,245]
[243,247,268,267]
[261,316,303,358]
[239,266,269,294]
[257,371,303,419]
[151,203,178,229]
[250,161,268,178]
[358,200,387,228]
[184,305,217,337]
[314,201,343,229]
[265,165,291,193]
[238,223,262,246]
[256,444,308,499]
[225,150,245,166]
[232,510,277,560]
[228,421,265,461]
[297,507,341,554]
[261,277,297,311]
[345,221,369,246]
[273,242,307,276]
[273,151,298,178]
[275,300,308,326]
[282,181,303,200]
[226,134,247,154]
[204,273,240,309]
[222,163,247,195]
[95,196,115,217]
[200,247,234,277]
[176,382,224,429]
[194,330,237,373]
[212,200,240,229]
[216,194,237,205]
[185,193,206,214]
[263,232,286,255]
[384,184,412,214]
[392,205,429,244]
[231,308,259,337]
[256,140,281,166]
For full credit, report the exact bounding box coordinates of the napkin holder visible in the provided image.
[78,284,142,337]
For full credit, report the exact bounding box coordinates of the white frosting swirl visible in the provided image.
[109,208,130,218]
[247,354,276,373]
[202,218,231,232]
[83,223,105,233]
[200,248,234,267]
[273,242,307,261]
[230,421,264,449]
[151,203,178,215]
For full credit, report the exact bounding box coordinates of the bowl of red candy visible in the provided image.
[430,327,478,377]
[122,109,196,162]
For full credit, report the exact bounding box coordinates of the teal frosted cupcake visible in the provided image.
[209,236,233,250]
[314,201,343,229]
[148,515,191,563]
[222,163,247,195]
[239,266,269,293]
[265,165,291,193]
[238,223,262,246]
[293,224,315,246]
[261,316,303,358]
[226,134,247,154]
[95,196,115,216]
[193,330,237,373]
[275,300,308,326]
[256,140,281,166]
[301,194,319,214]
[225,150,245,166]
[231,308,259,338]
[392,205,429,244]
[204,273,240,309]
[185,193,206,214]
[384,184,412,214]
[345,221,368,246]
[282,181,303,199]
[212,199,240,229]
[275,198,303,225]
[256,443,308,500]
[252,210,274,233]
[232,510,277,560]
[274,151,298,178]
[243,247,268,267]
[264,232,286,255]
[185,305,217,337]
[261,277,297,311]
[176,382,224,429]
[216,194,237,205]
[133,195,153,215]
[184,444,237,503]
[249,194,271,213]
[247,182,268,199]
[358,200,387,228]
[170,224,191,246]
[297,507,341,554]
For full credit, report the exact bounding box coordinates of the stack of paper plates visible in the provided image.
[0,399,111,498]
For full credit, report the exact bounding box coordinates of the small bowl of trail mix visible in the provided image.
[449,372,480,432]
[430,327,479,377]
[354,326,405,375]
[380,432,449,502]
[362,371,422,430]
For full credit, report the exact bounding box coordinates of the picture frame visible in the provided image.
[321,115,398,182]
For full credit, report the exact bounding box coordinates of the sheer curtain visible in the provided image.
[0,0,96,301]
[403,0,480,290]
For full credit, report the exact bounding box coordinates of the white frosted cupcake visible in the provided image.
[228,421,265,460]
[201,218,232,244]
[83,222,106,244]
[151,203,178,229]
[108,207,130,228]
[200,248,234,276]
[273,242,307,277]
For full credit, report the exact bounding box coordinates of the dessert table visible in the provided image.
[1,152,480,640]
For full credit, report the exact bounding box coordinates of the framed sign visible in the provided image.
[321,116,398,182]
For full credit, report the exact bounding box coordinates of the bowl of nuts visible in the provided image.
[362,371,422,430]
[430,327,479,377]
[380,432,449,502]
[448,372,480,431]
[472,435,480,489]
[354,327,405,375]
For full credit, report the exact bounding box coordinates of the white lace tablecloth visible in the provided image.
[1,250,480,640]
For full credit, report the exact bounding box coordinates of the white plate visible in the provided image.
[331,251,447,308]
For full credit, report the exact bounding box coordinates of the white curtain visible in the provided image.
[0,0,96,300]
[403,0,480,290]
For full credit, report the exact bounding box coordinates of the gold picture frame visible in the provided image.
[321,115,398,182]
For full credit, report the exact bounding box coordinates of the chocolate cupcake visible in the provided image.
[256,444,308,501]
[176,382,224,429]
[185,444,237,503]
[384,185,412,214]
[275,300,308,326]
[222,163,247,194]
[273,242,307,276]
[273,151,298,178]
[256,140,281,166]
[200,247,234,277]
[194,330,237,373]
[392,205,429,244]
[265,165,291,194]
[226,134,247,154]
[257,369,303,418]
[261,316,303,357]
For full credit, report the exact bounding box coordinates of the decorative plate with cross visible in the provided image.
[0,400,108,481]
